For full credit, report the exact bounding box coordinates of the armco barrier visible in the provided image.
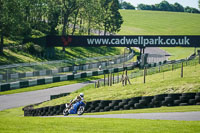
[1,55,197,92]
[0,51,134,83]
[23,92,200,116]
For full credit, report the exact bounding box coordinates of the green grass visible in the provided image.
[0,42,124,65]
[36,62,200,108]
[119,10,200,60]
[1,116,199,133]
[0,106,200,133]
[161,47,200,60]
[119,10,200,35]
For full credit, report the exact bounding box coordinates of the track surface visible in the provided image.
[144,47,170,56]
[0,81,92,111]
[54,112,200,121]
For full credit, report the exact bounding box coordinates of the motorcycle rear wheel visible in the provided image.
[63,108,69,116]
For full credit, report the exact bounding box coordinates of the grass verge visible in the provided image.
[0,106,200,133]
[161,47,200,60]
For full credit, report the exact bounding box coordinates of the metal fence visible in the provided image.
[94,56,199,88]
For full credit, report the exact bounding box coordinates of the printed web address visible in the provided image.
[87,36,190,46]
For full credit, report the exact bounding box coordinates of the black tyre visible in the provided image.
[141,96,154,102]
[168,93,181,100]
[104,106,111,111]
[77,106,85,115]
[130,97,141,103]
[182,93,196,99]
[179,96,189,103]
[179,103,188,106]
[63,108,69,116]
[114,106,119,110]
[196,93,200,96]
[174,100,181,106]
[154,94,167,101]
[124,105,131,110]
[195,96,200,102]
[189,99,196,105]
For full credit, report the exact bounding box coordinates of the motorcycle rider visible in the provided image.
[69,93,84,108]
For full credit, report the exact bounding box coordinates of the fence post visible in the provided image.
[108,73,109,86]
[199,53,200,64]
[104,74,105,86]
[181,62,183,78]
[159,66,160,73]
[110,73,112,86]
[198,50,200,64]
[117,73,119,83]
[113,73,114,84]
[98,80,100,88]
[144,67,146,84]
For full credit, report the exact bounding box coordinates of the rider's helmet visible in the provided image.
[80,93,84,98]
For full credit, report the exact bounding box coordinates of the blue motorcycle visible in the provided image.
[63,100,86,116]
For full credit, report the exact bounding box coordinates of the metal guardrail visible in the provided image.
[0,49,134,83]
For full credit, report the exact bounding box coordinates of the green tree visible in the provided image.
[61,0,79,36]
[101,0,123,35]
[108,0,123,34]
[174,2,184,12]
[47,0,62,35]
[121,1,135,10]
[0,0,25,55]
[199,0,200,9]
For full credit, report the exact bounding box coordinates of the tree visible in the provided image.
[121,2,135,10]
[47,0,62,35]
[137,4,147,10]
[61,0,80,36]
[184,6,200,13]
[158,1,171,11]
[174,2,184,12]
[199,0,200,9]
[0,0,25,55]
[101,0,123,35]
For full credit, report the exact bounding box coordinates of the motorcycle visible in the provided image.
[63,100,86,116]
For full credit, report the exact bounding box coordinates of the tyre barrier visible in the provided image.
[50,93,70,100]
[23,92,200,116]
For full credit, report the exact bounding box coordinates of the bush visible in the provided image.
[24,42,44,56]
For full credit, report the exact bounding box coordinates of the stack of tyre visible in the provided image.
[84,93,200,113]
[24,93,200,116]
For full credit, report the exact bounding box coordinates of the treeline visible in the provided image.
[120,1,135,10]
[0,0,123,55]
[119,0,200,14]
[137,1,200,14]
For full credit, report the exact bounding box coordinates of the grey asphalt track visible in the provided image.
[0,81,92,111]
[144,47,170,56]
[54,112,200,121]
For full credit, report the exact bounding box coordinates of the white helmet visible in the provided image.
[80,93,84,98]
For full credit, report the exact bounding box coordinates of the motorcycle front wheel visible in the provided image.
[77,106,85,115]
